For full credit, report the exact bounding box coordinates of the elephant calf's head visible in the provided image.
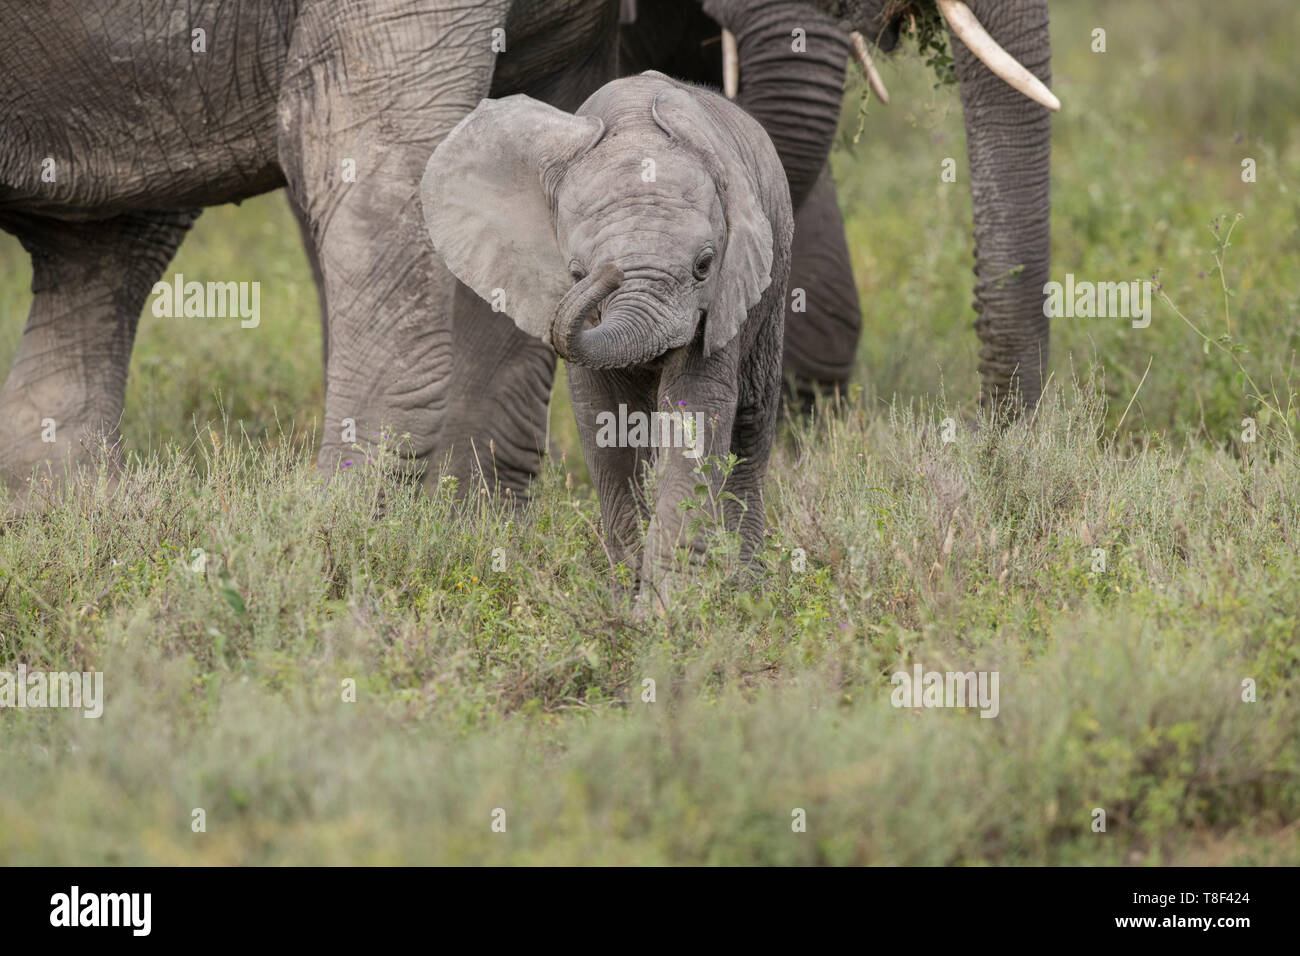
[421,75,775,370]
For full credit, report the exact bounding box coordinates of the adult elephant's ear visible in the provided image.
[650,83,774,358]
[421,95,605,341]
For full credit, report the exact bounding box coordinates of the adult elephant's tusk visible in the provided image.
[935,0,1060,111]
[721,29,739,99]
[849,32,889,104]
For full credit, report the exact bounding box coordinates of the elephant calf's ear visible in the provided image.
[650,86,775,357]
[420,96,605,342]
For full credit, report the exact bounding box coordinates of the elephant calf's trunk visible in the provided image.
[550,262,625,366]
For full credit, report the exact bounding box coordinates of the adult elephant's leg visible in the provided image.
[0,209,199,503]
[782,163,862,412]
[276,0,509,482]
[286,195,329,376]
[445,5,624,500]
[436,283,557,499]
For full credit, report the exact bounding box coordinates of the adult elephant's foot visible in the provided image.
[316,418,436,487]
[781,373,850,418]
[0,209,199,514]
[0,389,124,514]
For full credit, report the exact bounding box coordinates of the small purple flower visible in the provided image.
[342,460,354,468]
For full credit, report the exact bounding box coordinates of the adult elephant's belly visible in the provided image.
[0,0,289,221]
[490,0,618,112]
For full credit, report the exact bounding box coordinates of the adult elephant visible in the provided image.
[0,0,621,502]
[622,0,1058,413]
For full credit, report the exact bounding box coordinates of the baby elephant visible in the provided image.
[422,72,793,610]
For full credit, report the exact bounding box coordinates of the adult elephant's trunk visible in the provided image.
[945,0,1054,412]
[704,0,850,211]
[551,262,659,370]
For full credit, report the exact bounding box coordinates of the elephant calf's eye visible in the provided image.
[569,261,587,282]
[692,249,715,281]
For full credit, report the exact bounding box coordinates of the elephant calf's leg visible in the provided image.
[727,389,780,572]
[0,209,199,503]
[567,365,655,581]
[639,350,742,611]
[727,278,788,571]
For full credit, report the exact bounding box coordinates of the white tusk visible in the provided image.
[722,28,739,99]
[934,0,1060,111]
[849,31,889,104]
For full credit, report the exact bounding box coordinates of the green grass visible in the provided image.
[0,0,1297,864]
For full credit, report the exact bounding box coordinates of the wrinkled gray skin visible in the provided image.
[423,74,793,609]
